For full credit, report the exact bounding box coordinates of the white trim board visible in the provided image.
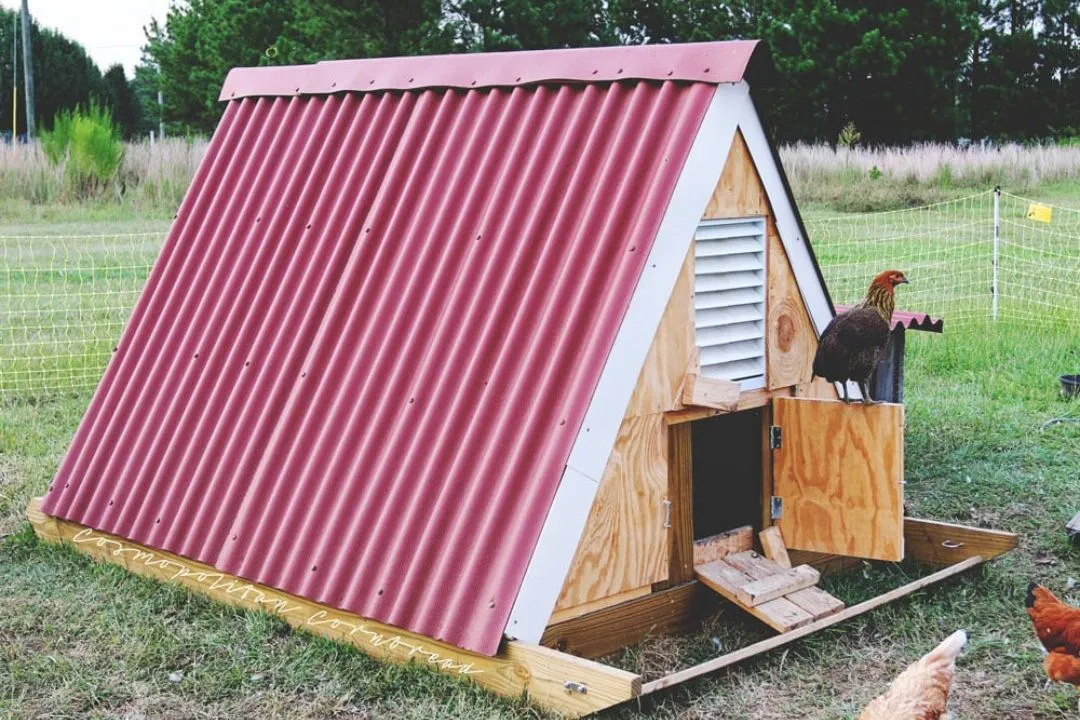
[731,95,859,400]
[504,83,745,643]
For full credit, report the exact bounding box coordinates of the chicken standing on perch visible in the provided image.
[813,269,909,403]
[857,629,967,720]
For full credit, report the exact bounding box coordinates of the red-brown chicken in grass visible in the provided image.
[1026,583,1080,692]
[813,269,909,404]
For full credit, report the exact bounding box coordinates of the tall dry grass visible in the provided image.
[780,142,1080,211]
[4,137,1080,215]
[0,137,208,215]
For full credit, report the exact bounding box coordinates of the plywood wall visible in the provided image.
[550,128,837,621]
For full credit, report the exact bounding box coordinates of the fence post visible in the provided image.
[992,186,1001,321]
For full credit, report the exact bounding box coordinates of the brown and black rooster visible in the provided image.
[1026,583,1080,692]
[813,269,909,404]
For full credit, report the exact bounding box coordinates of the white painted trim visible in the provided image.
[731,95,860,400]
[505,83,745,643]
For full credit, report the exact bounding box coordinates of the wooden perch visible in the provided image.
[681,373,740,411]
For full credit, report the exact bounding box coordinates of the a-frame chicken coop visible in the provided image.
[28,41,1016,716]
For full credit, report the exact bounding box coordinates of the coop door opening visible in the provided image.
[691,409,763,539]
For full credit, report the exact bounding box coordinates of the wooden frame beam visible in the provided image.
[641,556,984,695]
[26,499,639,718]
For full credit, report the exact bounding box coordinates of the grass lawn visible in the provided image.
[2,188,1079,718]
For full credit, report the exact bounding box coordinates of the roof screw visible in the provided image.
[230,91,236,97]
[559,419,566,426]
[488,600,496,609]
[591,69,598,75]
[617,68,623,74]
[470,80,476,86]
[704,67,711,73]
[629,246,636,252]
[306,223,312,229]
[232,534,238,541]
[295,87,300,92]
[369,80,375,85]
[515,77,521,82]
[331,82,337,88]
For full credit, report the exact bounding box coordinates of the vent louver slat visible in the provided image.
[694,218,766,388]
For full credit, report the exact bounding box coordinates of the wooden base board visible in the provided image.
[542,581,717,659]
[26,499,638,718]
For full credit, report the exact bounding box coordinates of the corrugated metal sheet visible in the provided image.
[836,305,944,333]
[220,40,764,99]
[41,76,717,655]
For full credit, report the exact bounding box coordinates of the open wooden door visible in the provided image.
[770,397,904,561]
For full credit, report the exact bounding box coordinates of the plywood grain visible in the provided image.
[772,398,905,562]
[26,499,638,717]
[555,415,670,610]
[625,244,696,417]
[767,229,815,389]
[703,130,769,219]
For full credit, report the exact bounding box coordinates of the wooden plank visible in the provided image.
[903,518,1018,565]
[26,499,638,717]
[665,386,792,425]
[695,559,754,598]
[758,526,791,569]
[737,566,819,607]
[555,414,670,611]
[766,228,816,390]
[786,587,845,619]
[666,422,695,585]
[787,549,861,576]
[681,373,740,411]
[772,398,905,562]
[695,560,814,632]
[542,582,717,660]
[548,585,651,625]
[624,244,696,417]
[641,556,985,694]
[692,526,753,566]
[723,550,786,579]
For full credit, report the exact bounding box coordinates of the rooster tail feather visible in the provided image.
[1027,582,1040,608]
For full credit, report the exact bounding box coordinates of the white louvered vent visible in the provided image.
[694,217,766,389]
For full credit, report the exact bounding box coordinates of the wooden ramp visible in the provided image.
[694,528,844,632]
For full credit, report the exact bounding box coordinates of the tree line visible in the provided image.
[1,8,147,140]
[5,2,1079,145]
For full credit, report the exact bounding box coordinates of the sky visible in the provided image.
[1,0,172,76]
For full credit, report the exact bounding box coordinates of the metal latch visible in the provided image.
[564,680,588,694]
[663,499,672,529]
[769,425,782,449]
[770,496,783,520]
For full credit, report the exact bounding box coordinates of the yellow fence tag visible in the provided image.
[1026,203,1053,223]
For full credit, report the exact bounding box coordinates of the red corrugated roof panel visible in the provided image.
[40,47,735,654]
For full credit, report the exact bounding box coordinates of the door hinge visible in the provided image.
[770,496,783,520]
[663,499,672,529]
[769,425,782,449]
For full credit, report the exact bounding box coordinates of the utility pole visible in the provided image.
[20,0,35,138]
[10,10,16,140]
